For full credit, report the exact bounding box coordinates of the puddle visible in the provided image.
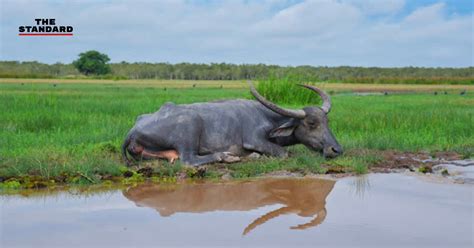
[433,163,474,184]
[1,174,472,247]
[419,158,474,184]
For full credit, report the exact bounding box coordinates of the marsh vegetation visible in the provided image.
[0,80,472,188]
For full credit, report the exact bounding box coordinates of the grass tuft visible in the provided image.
[256,74,322,105]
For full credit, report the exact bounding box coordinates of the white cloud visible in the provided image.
[403,2,445,25]
[342,0,405,15]
[0,0,472,67]
[361,3,472,66]
[252,0,362,37]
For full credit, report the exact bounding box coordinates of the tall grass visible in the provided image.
[256,75,321,105]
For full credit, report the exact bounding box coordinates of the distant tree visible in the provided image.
[73,50,110,75]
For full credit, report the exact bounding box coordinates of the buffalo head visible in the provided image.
[250,82,343,158]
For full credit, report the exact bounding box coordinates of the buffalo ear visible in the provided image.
[269,119,299,138]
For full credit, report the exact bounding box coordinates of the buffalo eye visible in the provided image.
[306,119,319,128]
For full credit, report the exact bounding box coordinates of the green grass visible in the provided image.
[0,82,473,185]
[257,75,321,105]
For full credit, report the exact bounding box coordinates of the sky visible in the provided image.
[0,0,472,67]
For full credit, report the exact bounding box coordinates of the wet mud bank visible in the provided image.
[1,150,473,191]
[265,150,474,184]
[369,151,474,184]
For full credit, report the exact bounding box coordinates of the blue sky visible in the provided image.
[404,0,472,15]
[1,0,472,67]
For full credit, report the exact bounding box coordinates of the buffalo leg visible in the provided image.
[142,150,179,163]
[178,151,226,166]
[243,141,288,158]
[174,120,240,165]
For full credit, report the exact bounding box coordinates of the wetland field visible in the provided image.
[0,79,473,188]
[0,79,473,247]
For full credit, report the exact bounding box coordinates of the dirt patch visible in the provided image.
[137,167,154,177]
[369,150,428,173]
[325,166,347,174]
[362,150,468,174]
[432,151,463,161]
[264,150,468,179]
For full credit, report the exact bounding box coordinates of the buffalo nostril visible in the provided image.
[330,147,341,154]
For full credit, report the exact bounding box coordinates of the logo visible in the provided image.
[19,18,73,36]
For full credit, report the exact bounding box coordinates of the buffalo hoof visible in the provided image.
[222,152,241,163]
[247,152,261,159]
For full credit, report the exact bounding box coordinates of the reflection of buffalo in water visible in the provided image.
[123,178,335,235]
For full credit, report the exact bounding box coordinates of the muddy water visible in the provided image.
[1,174,472,247]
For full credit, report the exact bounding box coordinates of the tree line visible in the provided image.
[0,60,473,84]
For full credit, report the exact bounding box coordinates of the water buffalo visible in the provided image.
[123,178,335,234]
[122,82,342,166]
